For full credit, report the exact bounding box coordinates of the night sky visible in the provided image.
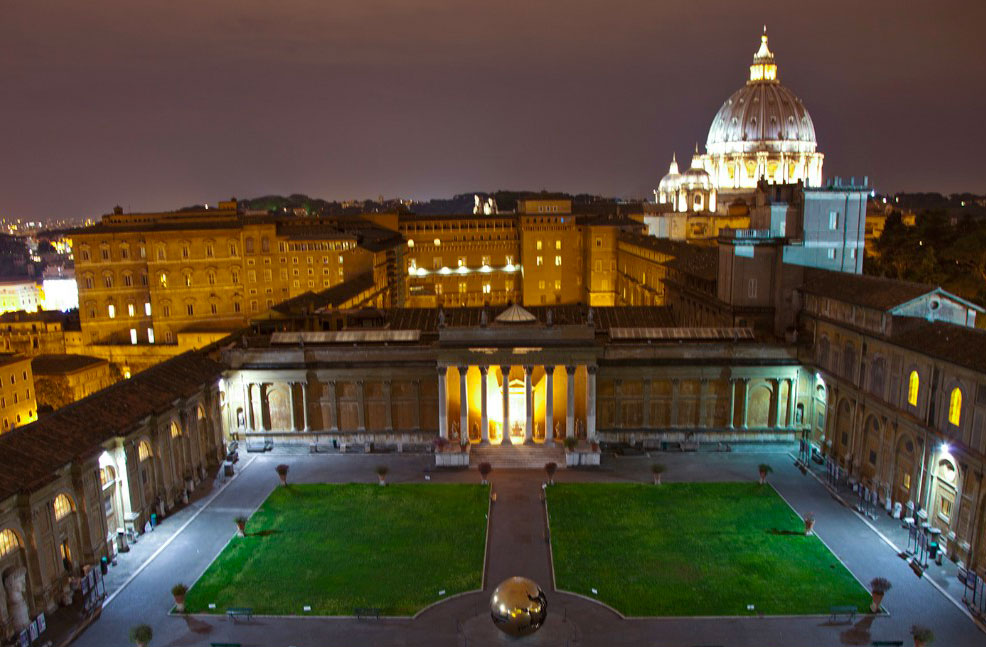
[2,0,985,222]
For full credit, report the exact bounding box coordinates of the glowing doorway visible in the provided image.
[507,377,526,444]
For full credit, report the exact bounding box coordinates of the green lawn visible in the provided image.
[184,483,489,616]
[547,482,870,616]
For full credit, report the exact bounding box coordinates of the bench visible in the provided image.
[354,607,380,620]
[829,605,857,623]
[226,607,253,622]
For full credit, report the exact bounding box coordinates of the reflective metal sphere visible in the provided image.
[489,576,547,637]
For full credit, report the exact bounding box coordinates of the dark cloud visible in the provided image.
[1,0,984,221]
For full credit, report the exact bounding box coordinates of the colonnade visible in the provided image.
[241,380,308,432]
[437,364,597,445]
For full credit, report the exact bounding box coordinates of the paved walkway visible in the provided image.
[69,450,985,647]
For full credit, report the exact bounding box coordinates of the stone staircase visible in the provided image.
[469,443,567,470]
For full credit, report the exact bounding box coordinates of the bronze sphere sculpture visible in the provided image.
[489,576,547,637]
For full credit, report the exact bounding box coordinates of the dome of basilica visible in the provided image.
[658,154,682,193]
[705,30,818,157]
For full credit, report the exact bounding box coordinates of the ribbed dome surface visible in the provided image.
[706,82,817,156]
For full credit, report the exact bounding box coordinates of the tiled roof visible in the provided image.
[618,232,718,281]
[0,351,223,502]
[383,305,675,332]
[271,272,376,315]
[803,268,933,311]
[31,354,106,375]
[890,319,986,374]
[0,353,29,369]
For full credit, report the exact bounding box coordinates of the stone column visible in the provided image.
[566,366,576,439]
[524,365,533,444]
[437,369,448,439]
[328,380,339,431]
[240,379,249,430]
[301,380,309,431]
[545,366,555,446]
[458,366,469,446]
[773,379,784,429]
[500,366,510,443]
[741,379,750,429]
[289,382,298,431]
[356,380,366,431]
[785,378,795,429]
[479,366,489,444]
[670,379,680,428]
[586,366,597,440]
[642,378,652,428]
[728,379,737,429]
[383,380,393,431]
[412,380,422,430]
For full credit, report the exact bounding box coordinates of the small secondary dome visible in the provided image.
[496,303,537,323]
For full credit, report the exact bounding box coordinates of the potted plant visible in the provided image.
[478,462,492,485]
[803,512,815,535]
[234,515,247,537]
[129,624,153,647]
[544,462,558,485]
[171,583,188,613]
[433,437,449,453]
[376,465,389,486]
[563,437,578,452]
[869,577,891,612]
[758,463,773,485]
[911,625,934,647]
[651,463,665,485]
[275,463,289,486]
[590,441,600,453]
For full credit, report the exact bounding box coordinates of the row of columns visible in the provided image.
[241,380,309,432]
[728,377,797,429]
[439,364,597,445]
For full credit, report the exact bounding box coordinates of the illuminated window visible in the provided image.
[184,273,192,287]
[536,240,542,250]
[458,257,466,268]
[53,494,72,521]
[171,421,181,438]
[554,280,561,290]
[481,256,490,266]
[129,328,137,345]
[940,497,952,520]
[458,282,466,294]
[107,305,116,318]
[483,283,491,294]
[505,255,514,266]
[128,304,135,317]
[159,273,168,289]
[145,302,151,316]
[903,473,911,491]
[157,247,166,261]
[948,388,962,426]
[555,255,561,266]
[138,441,152,461]
[433,239,441,246]
[0,529,19,558]
[907,371,919,406]
[538,280,545,290]
[536,256,543,266]
[147,328,154,344]
[555,240,561,250]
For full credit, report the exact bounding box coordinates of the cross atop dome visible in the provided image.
[749,27,778,83]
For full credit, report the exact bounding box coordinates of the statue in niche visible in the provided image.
[437,308,446,328]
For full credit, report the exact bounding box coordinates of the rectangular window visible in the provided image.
[101,248,109,260]
[458,282,466,293]
[747,279,757,299]
[940,497,952,520]
[536,256,543,266]
[827,248,837,260]
[554,280,561,290]
[555,255,561,266]
[206,244,214,257]
[186,304,194,316]
[211,303,218,314]
[555,240,561,250]
[229,242,238,256]
[828,211,839,230]
[536,240,543,250]
[483,283,491,294]
[127,304,135,317]
[182,245,189,259]
[505,255,514,266]
[233,301,241,313]
[163,305,171,317]
[130,328,137,345]
[457,257,466,267]
[538,280,545,290]
[147,328,154,344]
[107,304,116,318]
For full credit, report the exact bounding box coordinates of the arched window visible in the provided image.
[197,404,206,421]
[138,441,152,461]
[159,273,168,289]
[170,421,182,438]
[907,371,919,406]
[949,388,962,426]
[0,528,20,558]
[99,466,115,488]
[53,494,73,521]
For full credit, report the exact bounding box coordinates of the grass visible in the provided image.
[184,483,489,616]
[547,482,871,616]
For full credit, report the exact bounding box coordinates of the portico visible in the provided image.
[437,361,597,446]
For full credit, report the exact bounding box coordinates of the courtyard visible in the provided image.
[547,481,871,616]
[183,482,489,616]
